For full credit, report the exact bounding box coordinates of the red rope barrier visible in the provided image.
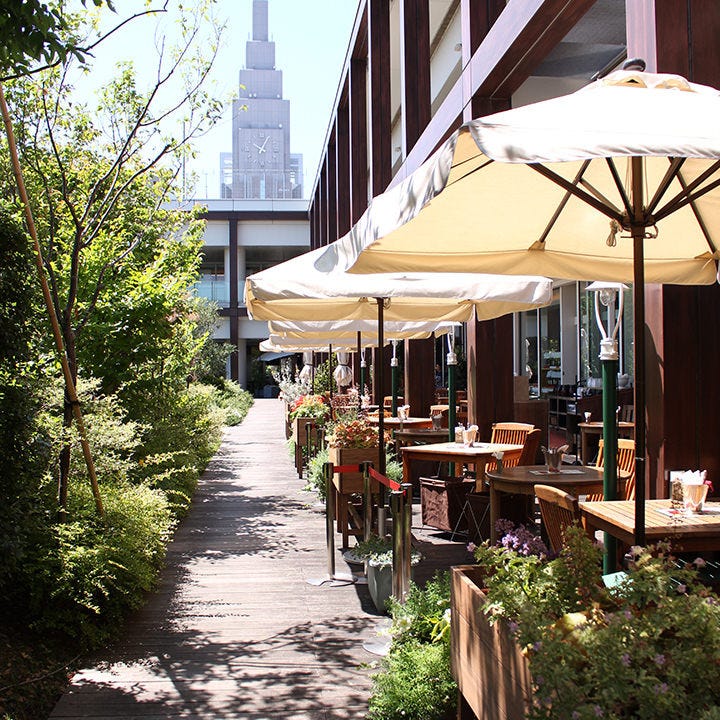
[369,466,402,491]
[331,464,361,474]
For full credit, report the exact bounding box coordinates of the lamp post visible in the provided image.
[586,281,627,574]
[446,331,457,442]
[391,340,400,416]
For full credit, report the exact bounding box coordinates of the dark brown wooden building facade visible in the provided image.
[307,0,720,498]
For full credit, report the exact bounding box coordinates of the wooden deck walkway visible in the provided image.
[50,398,472,720]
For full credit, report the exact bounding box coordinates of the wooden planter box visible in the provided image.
[451,565,531,720]
[327,446,382,547]
[327,446,382,494]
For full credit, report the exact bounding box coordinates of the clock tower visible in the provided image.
[231,0,302,199]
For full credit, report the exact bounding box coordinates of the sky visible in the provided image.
[80,0,359,200]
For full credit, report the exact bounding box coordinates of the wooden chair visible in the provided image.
[586,438,636,502]
[517,428,542,466]
[620,405,635,423]
[534,484,582,554]
[487,422,535,470]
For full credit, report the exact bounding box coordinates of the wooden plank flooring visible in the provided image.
[50,399,472,720]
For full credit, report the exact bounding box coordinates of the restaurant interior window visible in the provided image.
[539,290,561,397]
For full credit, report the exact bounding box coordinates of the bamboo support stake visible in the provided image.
[0,82,104,517]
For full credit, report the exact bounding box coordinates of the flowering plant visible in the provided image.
[288,394,330,422]
[472,524,720,719]
[326,417,390,448]
[270,364,311,406]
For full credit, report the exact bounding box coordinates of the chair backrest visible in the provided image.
[620,405,635,423]
[517,428,542,466]
[588,438,636,501]
[487,422,535,471]
[490,422,535,447]
[534,484,581,554]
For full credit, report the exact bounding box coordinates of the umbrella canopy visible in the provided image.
[324,65,720,545]
[245,244,553,323]
[267,318,453,341]
[329,68,719,284]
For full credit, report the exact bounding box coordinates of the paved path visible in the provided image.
[51,399,381,720]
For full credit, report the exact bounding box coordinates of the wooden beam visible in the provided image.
[399,0,431,153]
[336,103,351,236]
[350,56,368,223]
[326,135,338,243]
[368,0,392,195]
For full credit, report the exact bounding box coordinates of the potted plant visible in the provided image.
[289,394,330,476]
[354,534,421,613]
[453,521,720,720]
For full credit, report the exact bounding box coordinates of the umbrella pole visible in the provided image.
[328,344,333,400]
[632,156,646,546]
[356,331,363,391]
[376,299,387,536]
[391,340,399,416]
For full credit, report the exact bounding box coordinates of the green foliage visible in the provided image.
[29,478,173,644]
[474,525,720,719]
[305,446,329,500]
[368,573,456,719]
[386,572,451,645]
[0,0,114,78]
[208,379,254,426]
[313,354,335,396]
[189,297,235,387]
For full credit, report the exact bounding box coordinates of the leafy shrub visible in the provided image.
[208,379,253,425]
[305,446,330,500]
[368,572,456,719]
[28,478,173,645]
[368,639,455,720]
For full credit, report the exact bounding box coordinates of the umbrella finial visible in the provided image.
[622,58,646,72]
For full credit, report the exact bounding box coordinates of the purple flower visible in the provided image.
[654,654,666,667]
[535,674,544,686]
[594,705,604,717]
[654,682,668,695]
[694,557,706,568]
[572,713,580,720]
[676,583,687,594]
[467,542,477,553]
[621,653,631,667]
[508,620,519,635]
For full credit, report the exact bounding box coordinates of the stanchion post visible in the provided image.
[324,462,336,578]
[401,482,413,601]
[305,421,313,477]
[390,489,404,601]
[362,462,373,577]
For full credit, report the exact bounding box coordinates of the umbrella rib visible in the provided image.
[646,157,686,215]
[446,157,494,189]
[530,163,625,224]
[604,158,634,218]
[653,159,720,221]
[670,170,719,255]
[537,160,591,244]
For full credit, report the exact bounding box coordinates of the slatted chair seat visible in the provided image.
[534,484,583,554]
[585,437,636,502]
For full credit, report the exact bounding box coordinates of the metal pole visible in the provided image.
[601,356,618,572]
[447,332,458,440]
[391,340,399,416]
[324,462,336,578]
[401,482,413,600]
[390,489,404,601]
[631,156,646,546]
[376,299,387,536]
[362,461,373,576]
[357,331,363,392]
[305,421,313,478]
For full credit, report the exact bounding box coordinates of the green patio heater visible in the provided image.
[587,281,627,574]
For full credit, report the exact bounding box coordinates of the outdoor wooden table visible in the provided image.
[401,441,522,495]
[367,416,433,429]
[485,464,610,544]
[578,421,635,464]
[580,499,720,553]
[394,428,450,445]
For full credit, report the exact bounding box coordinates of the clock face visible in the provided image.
[242,129,283,168]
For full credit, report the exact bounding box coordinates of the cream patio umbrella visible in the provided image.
[245,243,553,468]
[323,63,720,545]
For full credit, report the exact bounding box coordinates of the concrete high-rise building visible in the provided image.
[230,0,302,199]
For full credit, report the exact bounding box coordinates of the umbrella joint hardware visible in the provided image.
[608,218,658,246]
